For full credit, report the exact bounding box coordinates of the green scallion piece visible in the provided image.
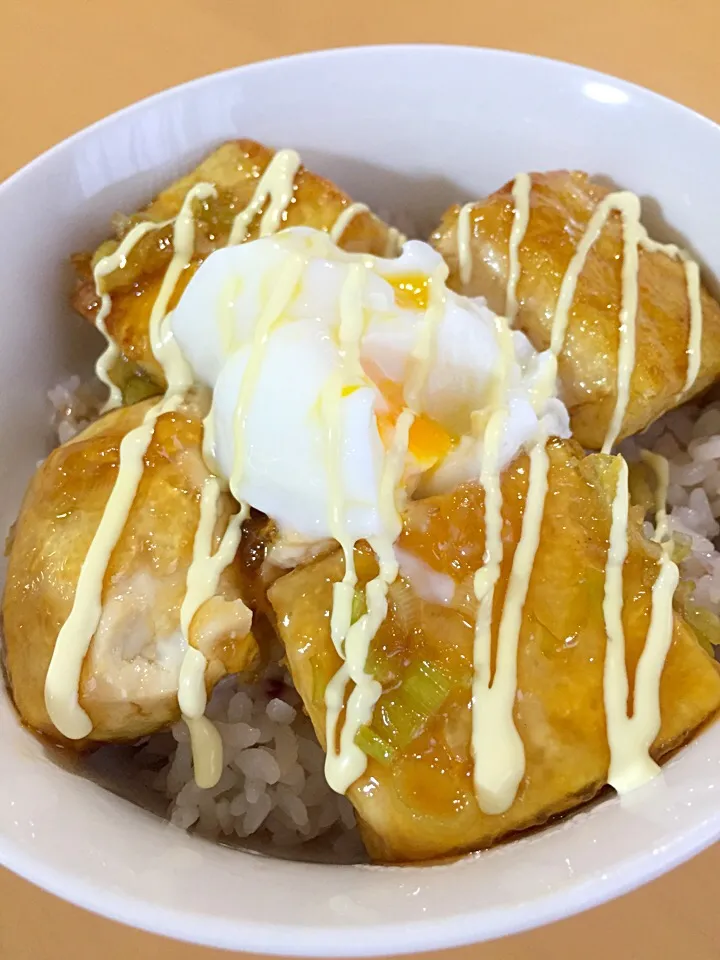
[355,724,395,765]
[684,601,720,656]
[351,588,367,624]
[401,659,454,715]
[123,375,162,406]
[377,697,426,750]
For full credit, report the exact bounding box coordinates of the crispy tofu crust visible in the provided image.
[71,139,399,388]
[430,172,720,449]
[3,398,257,744]
[269,438,720,862]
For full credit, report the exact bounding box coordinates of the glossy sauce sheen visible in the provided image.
[324,263,449,793]
[49,156,698,814]
[456,174,703,801]
[47,150,337,785]
[45,182,214,740]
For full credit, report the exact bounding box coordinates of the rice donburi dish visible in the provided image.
[5,139,720,864]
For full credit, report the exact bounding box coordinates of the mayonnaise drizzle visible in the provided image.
[602,459,679,793]
[51,145,408,788]
[549,192,643,453]
[385,227,407,258]
[460,173,706,811]
[511,182,687,794]
[469,307,553,813]
[505,173,531,324]
[228,149,301,245]
[457,202,475,287]
[457,175,705,440]
[185,715,224,790]
[641,450,671,545]
[45,182,215,740]
[639,238,703,394]
[92,220,169,410]
[177,477,248,781]
[323,264,448,794]
[330,202,369,243]
[323,264,369,654]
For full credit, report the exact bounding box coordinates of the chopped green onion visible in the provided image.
[368,660,455,752]
[671,532,693,564]
[355,724,395,765]
[123,375,161,406]
[351,588,367,624]
[364,647,393,684]
[379,698,425,749]
[683,601,720,656]
[401,659,454,715]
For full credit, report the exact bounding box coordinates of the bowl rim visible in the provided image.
[2,42,720,956]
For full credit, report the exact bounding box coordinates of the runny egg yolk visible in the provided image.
[386,272,430,311]
[373,377,453,469]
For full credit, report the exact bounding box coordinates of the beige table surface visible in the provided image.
[3,0,720,957]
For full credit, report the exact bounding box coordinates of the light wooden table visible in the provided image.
[3,0,720,957]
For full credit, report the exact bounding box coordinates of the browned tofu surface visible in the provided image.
[269,438,720,862]
[72,139,399,390]
[430,172,720,449]
[3,398,257,745]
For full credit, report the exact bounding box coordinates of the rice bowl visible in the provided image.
[3,45,720,955]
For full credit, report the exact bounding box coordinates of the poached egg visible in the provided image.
[170,227,569,543]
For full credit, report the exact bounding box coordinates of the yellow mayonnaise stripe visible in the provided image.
[640,234,703,394]
[404,264,448,411]
[473,436,549,814]
[640,449,671,545]
[323,263,454,795]
[603,196,642,453]
[457,202,475,286]
[327,538,395,794]
[93,219,169,411]
[681,259,703,393]
[505,173,531,324]
[601,460,632,785]
[325,263,370,655]
[45,182,214,740]
[228,149,301,245]
[470,313,520,813]
[56,148,412,789]
[602,458,680,792]
[322,264,372,789]
[384,226,407,258]
[186,715,224,791]
[177,479,247,788]
[330,202,369,243]
[451,172,702,808]
[44,421,161,737]
[178,479,248,708]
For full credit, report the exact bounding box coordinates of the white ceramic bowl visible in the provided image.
[2,44,720,956]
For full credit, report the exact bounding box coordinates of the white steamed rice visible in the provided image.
[135,666,364,860]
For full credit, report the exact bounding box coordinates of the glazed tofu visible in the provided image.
[268,438,720,862]
[430,172,720,450]
[3,398,257,745]
[71,139,400,392]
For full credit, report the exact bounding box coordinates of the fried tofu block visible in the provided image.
[268,438,720,862]
[71,140,399,391]
[3,398,257,745]
[430,172,720,449]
